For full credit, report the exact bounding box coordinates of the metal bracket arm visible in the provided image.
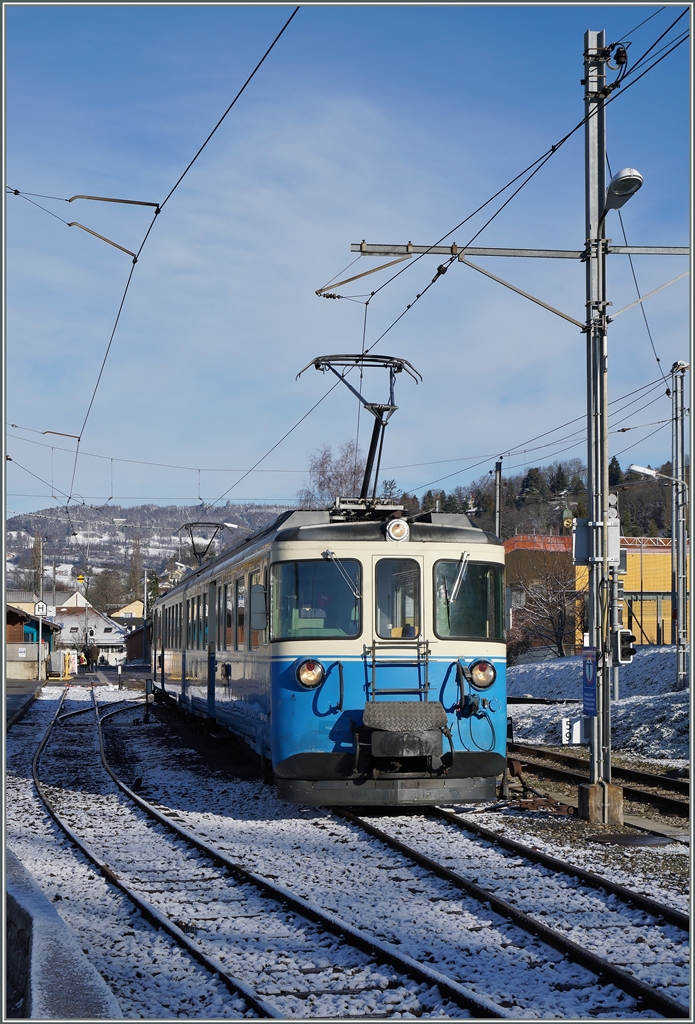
[458,255,584,328]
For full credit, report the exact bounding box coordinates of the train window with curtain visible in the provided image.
[250,571,261,649]
[196,595,202,649]
[270,559,361,640]
[203,593,208,648]
[217,587,223,649]
[434,560,504,640]
[226,584,234,649]
[235,578,245,649]
[185,600,190,648]
[376,558,420,639]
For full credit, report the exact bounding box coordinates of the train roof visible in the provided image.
[159,508,502,603]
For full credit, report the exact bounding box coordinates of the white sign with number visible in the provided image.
[34,601,48,616]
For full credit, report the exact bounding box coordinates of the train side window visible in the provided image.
[376,558,421,639]
[185,600,190,648]
[249,571,262,649]
[235,578,246,649]
[226,584,234,649]
[203,593,208,648]
[196,595,202,649]
[217,587,223,649]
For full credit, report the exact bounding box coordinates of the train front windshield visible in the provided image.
[271,559,361,639]
[434,560,504,640]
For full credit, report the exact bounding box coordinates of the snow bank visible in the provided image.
[508,645,688,699]
[507,647,689,758]
[508,691,689,759]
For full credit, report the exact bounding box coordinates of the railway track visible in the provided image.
[8,687,260,1019]
[104,699,691,1019]
[16,688,689,1018]
[508,742,689,817]
[429,807,688,931]
[336,809,689,1019]
[32,687,509,1019]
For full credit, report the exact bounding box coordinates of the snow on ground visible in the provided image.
[507,647,689,759]
[508,646,688,699]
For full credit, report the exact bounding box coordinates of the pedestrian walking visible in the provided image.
[87,645,100,672]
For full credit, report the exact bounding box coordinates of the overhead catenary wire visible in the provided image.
[615,6,666,41]
[11,14,685,519]
[619,8,689,80]
[7,376,666,489]
[353,27,689,359]
[9,8,301,520]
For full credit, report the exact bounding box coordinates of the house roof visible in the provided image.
[504,535,572,554]
[6,604,61,631]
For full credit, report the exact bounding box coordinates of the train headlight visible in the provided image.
[469,659,496,689]
[296,659,325,688]
[386,518,410,542]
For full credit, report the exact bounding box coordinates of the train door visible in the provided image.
[207,581,217,719]
[369,554,427,701]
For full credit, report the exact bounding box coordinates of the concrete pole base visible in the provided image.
[578,783,624,824]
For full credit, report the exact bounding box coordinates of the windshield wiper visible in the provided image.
[322,550,362,600]
[449,552,470,604]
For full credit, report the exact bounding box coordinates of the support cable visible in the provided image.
[158,6,300,211]
[30,7,300,514]
[352,30,688,359]
[606,153,672,388]
[615,7,666,40]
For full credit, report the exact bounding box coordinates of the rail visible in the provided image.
[336,809,689,1019]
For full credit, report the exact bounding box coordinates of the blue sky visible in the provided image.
[5,3,690,515]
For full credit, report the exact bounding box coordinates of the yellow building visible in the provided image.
[112,599,144,619]
[576,537,690,645]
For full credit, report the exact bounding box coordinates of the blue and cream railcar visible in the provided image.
[151,508,506,805]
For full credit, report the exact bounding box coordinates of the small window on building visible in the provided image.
[104,627,113,633]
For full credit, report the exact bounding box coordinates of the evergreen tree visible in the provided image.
[608,456,623,486]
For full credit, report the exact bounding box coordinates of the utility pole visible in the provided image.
[671,360,689,689]
[143,568,149,664]
[494,460,502,538]
[581,29,620,822]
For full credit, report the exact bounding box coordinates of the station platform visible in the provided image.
[6,679,42,728]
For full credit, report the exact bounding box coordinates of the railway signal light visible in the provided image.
[614,628,637,664]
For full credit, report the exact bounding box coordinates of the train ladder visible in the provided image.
[364,639,431,702]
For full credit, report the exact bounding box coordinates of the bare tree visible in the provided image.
[507,550,585,660]
[297,441,366,507]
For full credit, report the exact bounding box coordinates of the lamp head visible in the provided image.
[605,168,643,210]
[628,464,657,478]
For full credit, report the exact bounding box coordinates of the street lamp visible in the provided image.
[604,167,643,211]
[628,464,689,496]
